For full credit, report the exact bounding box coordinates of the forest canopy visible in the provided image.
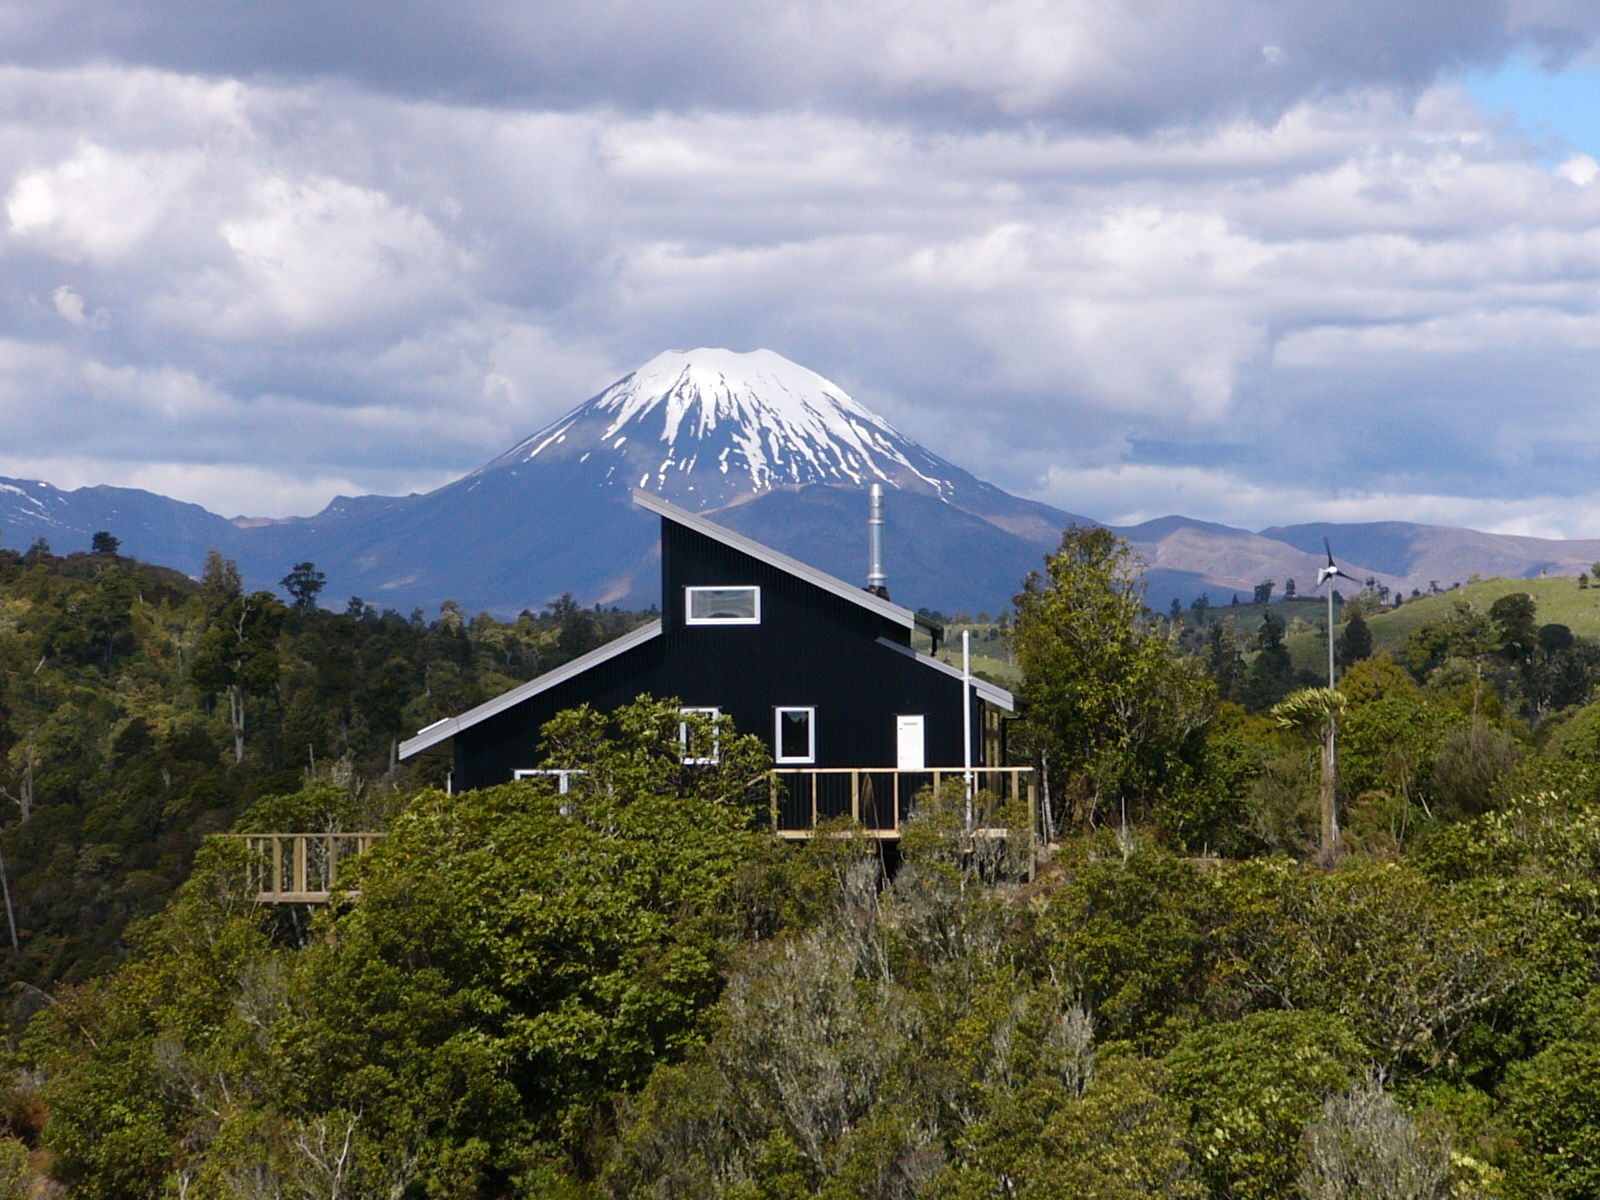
[5,532,1600,1197]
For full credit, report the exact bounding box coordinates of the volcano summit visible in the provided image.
[204,349,1083,613]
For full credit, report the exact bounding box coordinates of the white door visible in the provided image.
[896,715,926,770]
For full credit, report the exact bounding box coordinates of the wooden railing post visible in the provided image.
[1028,775,1039,879]
[851,771,860,824]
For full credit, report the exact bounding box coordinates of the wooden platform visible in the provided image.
[769,766,1035,842]
[223,833,385,903]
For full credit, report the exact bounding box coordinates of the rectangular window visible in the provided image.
[685,586,760,625]
[774,707,816,764]
[679,706,721,764]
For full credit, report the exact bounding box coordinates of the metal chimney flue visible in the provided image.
[867,483,889,599]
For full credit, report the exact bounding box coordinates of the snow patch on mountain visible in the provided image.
[487,348,952,504]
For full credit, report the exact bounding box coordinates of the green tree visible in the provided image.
[89,531,119,556]
[199,547,241,611]
[279,560,327,612]
[1398,599,1497,681]
[1273,687,1347,854]
[1336,610,1373,669]
[1165,1010,1367,1200]
[1012,526,1216,830]
[1490,592,1539,663]
[1503,993,1600,1198]
[190,591,288,762]
[1206,621,1245,703]
[1244,609,1294,711]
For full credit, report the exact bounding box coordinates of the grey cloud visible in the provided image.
[2,64,1600,532]
[2,0,1597,130]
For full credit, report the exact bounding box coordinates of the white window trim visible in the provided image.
[512,768,585,794]
[774,707,816,764]
[684,585,761,625]
[679,706,722,765]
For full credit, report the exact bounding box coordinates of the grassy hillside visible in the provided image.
[1275,576,1600,674]
[1362,576,1600,648]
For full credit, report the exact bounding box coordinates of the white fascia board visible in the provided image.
[398,619,664,759]
[632,489,914,630]
[875,636,1016,711]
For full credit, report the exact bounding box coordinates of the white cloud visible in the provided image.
[0,53,1596,534]
[207,175,465,335]
[7,143,203,262]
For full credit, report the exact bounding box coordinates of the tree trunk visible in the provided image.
[230,684,246,764]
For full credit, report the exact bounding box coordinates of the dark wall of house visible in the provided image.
[454,517,992,788]
[454,635,666,790]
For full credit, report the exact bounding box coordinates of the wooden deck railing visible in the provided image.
[225,833,386,903]
[768,767,1036,844]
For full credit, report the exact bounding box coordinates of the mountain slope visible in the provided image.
[10,348,1600,616]
[218,348,1090,613]
[0,478,243,565]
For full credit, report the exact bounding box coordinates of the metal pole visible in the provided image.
[1325,583,1339,849]
[963,629,973,829]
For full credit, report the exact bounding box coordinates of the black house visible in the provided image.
[399,489,1019,835]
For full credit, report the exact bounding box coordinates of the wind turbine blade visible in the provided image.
[1324,536,1335,567]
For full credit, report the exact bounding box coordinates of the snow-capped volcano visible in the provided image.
[485,348,965,510]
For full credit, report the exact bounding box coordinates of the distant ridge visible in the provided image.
[4,350,1600,614]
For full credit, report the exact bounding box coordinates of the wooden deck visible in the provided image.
[232,766,1037,903]
[769,766,1035,841]
[224,833,386,903]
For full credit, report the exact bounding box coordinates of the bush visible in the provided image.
[1164,1010,1367,1200]
[1300,1074,1453,1200]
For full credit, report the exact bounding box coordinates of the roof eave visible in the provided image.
[398,619,665,759]
[874,636,1015,711]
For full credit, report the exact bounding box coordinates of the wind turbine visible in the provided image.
[1314,539,1348,852]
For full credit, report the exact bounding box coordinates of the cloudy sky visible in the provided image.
[4,0,1600,534]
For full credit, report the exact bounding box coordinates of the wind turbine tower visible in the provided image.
[1316,540,1349,852]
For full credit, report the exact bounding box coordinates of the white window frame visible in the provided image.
[684,585,761,626]
[512,768,585,794]
[774,707,816,765]
[679,706,722,765]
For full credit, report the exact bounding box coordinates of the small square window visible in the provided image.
[775,707,815,764]
[685,586,760,625]
[679,707,721,764]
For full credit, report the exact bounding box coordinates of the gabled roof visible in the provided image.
[398,619,663,759]
[632,488,916,631]
[875,637,1015,711]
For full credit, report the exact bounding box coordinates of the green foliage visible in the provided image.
[1165,1011,1367,1200]
[1399,599,1498,680]
[0,542,655,993]
[1212,860,1517,1073]
[31,698,776,1197]
[1244,609,1295,712]
[30,544,1600,1198]
[1034,841,1214,1048]
[937,1058,1203,1199]
[1489,593,1539,662]
[1503,993,1600,1198]
[1336,609,1373,669]
[1012,525,1217,830]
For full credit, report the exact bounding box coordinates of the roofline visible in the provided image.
[398,619,664,759]
[632,488,915,630]
[875,637,1015,711]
